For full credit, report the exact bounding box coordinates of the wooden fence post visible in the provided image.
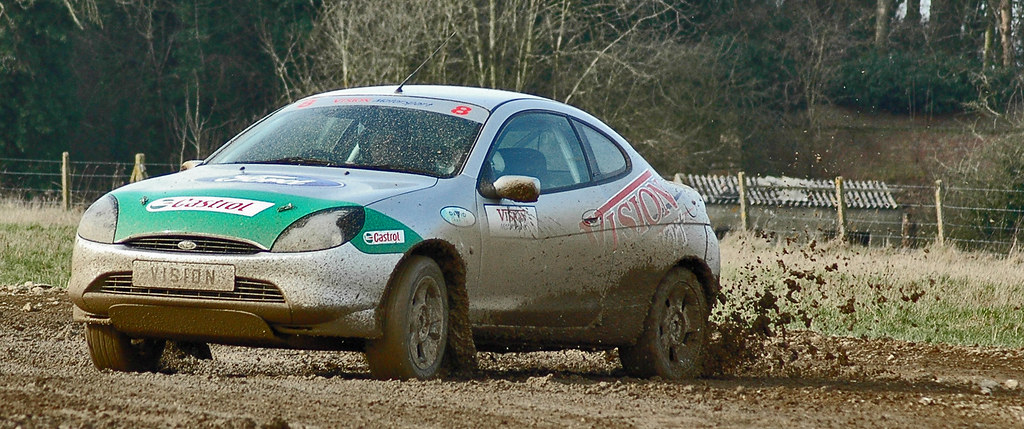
[835,176,847,243]
[130,153,148,183]
[935,179,945,246]
[61,151,70,211]
[901,212,912,248]
[737,171,749,232]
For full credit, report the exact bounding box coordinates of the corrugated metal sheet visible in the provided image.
[676,174,899,210]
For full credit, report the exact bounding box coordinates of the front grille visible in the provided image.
[124,236,263,255]
[94,273,285,303]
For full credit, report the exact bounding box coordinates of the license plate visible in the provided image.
[132,260,235,291]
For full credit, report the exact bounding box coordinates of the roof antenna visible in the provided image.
[395,31,457,94]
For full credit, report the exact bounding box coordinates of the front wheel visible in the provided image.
[365,256,449,380]
[620,268,709,379]
[84,323,165,372]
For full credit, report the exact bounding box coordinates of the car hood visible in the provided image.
[108,164,435,249]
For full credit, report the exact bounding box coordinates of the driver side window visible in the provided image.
[485,112,590,192]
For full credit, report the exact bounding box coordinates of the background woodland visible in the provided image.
[2,0,1023,191]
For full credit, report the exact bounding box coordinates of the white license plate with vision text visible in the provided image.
[132,260,235,291]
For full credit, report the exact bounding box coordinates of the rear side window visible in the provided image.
[573,120,628,181]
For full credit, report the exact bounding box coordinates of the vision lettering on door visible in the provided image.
[580,170,681,248]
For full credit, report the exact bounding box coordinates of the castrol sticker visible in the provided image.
[146,196,274,217]
[363,230,406,245]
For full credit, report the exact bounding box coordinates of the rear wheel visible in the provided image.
[365,256,449,380]
[620,268,709,379]
[84,323,165,372]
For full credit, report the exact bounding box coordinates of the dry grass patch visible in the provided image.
[0,199,82,226]
[0,200,81,287]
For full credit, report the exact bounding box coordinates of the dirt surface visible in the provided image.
[2,284,1023,428]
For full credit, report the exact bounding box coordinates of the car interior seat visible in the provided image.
[495,148,548,186]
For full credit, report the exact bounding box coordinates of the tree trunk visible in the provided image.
[999,0,1013,67]
[488,0,497,88]
[874,0,892,48]
[984,23,993,69]
[515,0,539,92]
[468,2,487,87]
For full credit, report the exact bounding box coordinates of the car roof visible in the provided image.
[321,85,549,111]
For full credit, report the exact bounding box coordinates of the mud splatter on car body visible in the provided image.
[68,85,720,379]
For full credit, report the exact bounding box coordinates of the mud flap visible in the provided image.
[446,279,478,375]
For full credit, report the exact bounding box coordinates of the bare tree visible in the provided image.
[874,0,893,48]
[262,0,688,97]
[259,0,754,175]
[904,0,922,24]
[61,0,102,29]
[172,71,210,164]
[561,1,678,104]
[779,2,861,128]
[997,0,1013,67]
[456,0,554,91]
[259,0,457,100]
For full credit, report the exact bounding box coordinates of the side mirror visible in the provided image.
[180,160,204,171]
[488,175,540,203]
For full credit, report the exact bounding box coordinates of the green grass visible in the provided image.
[806,302,1024,347]
[0,202,80,288]
[718,232,1024,348]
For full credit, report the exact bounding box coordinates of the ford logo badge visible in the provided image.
[177,240,198,251]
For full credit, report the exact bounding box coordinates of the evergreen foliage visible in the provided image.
[0,1,79,158]
[831,50,976,115]
[1,0,1022,185]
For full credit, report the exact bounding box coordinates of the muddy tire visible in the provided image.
[84,324,165,372]
[620,268,709,379]
[365,256,449,380]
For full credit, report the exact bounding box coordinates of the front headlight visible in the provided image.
[271,207,365,253]
[78,195,119,243]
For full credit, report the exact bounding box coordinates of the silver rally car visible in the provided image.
[69,85,721,380]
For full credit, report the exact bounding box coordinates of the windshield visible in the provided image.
[207,97,487,178]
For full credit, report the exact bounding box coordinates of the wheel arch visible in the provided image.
[675,256,721,312]
[401,239,477,372]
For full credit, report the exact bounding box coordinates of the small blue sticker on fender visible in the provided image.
[440,206,476,227]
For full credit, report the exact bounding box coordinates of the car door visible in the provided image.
[473,112,613,328]
[571,119,676,320]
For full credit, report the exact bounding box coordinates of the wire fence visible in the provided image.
[0,154,179,208]
[678,173,1023,255]
[1,156,1021,254]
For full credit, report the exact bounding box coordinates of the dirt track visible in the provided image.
[2,283,1022,428]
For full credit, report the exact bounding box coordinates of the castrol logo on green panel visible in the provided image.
[145,196,275,217]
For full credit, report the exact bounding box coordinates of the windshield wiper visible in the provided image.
[248,157,338,167]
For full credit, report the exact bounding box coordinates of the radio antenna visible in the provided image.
[395,31,457,94]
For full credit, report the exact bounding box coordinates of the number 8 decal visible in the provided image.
[451,106,472,115]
